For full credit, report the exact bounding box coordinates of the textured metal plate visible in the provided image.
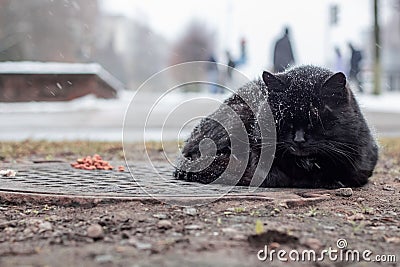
[0,162,331,207]
[0,162,280,197]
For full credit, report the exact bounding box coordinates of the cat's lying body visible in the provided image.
[174,65,378,188]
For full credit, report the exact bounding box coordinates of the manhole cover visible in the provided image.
[0,162,331,206]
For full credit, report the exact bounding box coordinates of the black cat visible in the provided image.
[174,65,378,188]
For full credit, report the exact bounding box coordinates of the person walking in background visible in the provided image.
[226,51,236,81]
[234,38,247,67]
[273,27,295,73]
[225,38,247,84]
[207,54,221,94]
[333,46,346,73]
[348,42,363,93]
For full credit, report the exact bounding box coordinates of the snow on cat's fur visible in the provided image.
[174,65,378,188]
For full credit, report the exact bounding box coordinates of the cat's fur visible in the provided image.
[174,65,378,188]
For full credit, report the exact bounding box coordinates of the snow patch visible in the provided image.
[355,92,400,113]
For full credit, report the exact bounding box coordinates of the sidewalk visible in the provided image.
[1,91,400,141]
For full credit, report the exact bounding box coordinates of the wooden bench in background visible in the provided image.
[0,62,124,102]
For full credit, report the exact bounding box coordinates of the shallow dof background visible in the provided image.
[0,0,399,145]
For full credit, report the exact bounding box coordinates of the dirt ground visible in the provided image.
[0,139,399,267]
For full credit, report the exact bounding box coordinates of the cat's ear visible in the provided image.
[262,71,285,92]
[321,72,349,106]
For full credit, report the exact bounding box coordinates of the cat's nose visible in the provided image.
[294,129,306,143]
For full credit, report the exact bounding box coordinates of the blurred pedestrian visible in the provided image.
[226,51,235,81]
[207,54,220,94]
[273,27,295,73]
[225,38,248,86]
[348,42,363,93]
[235,38,247,67]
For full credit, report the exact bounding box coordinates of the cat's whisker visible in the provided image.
[319,144,359,170]
[328,140,358,147]
[328,145,360,159]
[325,144,359,157]
[327,141,360,153]
[281,148,290,160]
[308,109,314,128]
[316,147,350,169]
[315,110,325,131]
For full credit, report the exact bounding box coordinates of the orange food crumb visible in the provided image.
[70,154,116,171]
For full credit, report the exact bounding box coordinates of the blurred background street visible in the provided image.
[0,0,399,141]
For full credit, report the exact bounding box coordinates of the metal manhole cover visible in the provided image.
[1,162,280,196]
[0,162,331,206]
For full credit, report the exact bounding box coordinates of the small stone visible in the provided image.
[384,236,400,244]
[87,224,104,239]
[39,221,53,232]
[94,254,114,263]
[0,169,17,177]
[183,207,197,216]
[27,218,43,226]
[322,225,335,231]
[128,237,152,250]
[128,238,136,246]
[136,242,152,250]
[171,232,183,237]
[387,211,398,216]
[185,224,202,230]
[23,228,32,235]
[47,215,60,221]
[356,197,365,202]
[104,236,114,243]
[335,188,353,197]
[153,213,167,219]
[304,238,323,250]
[222,227,238,234]
[383,184,395,191]
[231,234,247,241]
[157,220,172,229]
[370,225,386,230]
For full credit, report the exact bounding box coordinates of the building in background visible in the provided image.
[0,0,171,91]
[0,0,99,62]
[0,61,123,102]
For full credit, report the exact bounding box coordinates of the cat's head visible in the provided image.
[262,65,360,158]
